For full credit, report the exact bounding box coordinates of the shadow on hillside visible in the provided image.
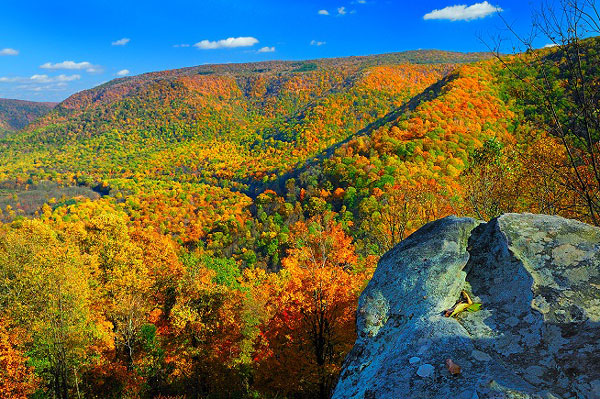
[243,73,458,198]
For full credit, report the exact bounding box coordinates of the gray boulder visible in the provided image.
[332,214,600,399]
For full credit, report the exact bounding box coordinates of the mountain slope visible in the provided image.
[0,98,56,135]
[0,49,505,251]
[6,51,492,189]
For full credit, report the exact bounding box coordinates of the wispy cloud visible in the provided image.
[40,61,102,73]
[116,69,130,76]
[31,74,81,83]
[337,6,347,15]
[258,46,276,53]
[423,1,502,21]
[0,74,81,94]
[112,38,130,46]
[41,61,92,70]
[0,48,19,56]
[15,83,71,92]
[173,44,190,48]
[310,40,326,46]
[194,37,259,50]
[0,74,80,84]
[318,9,330,15]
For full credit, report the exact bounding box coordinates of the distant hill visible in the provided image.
[0,98,56,134]
[0,45,578,244]
[12,50,492,189]
[0,48,502,248]
[52,50,493,112]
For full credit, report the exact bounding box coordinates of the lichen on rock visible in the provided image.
[332,213,600,399]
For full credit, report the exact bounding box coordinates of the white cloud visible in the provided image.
[0,71,80,95]
[0,74,80,84]
[40,60,102,73]
[30,74,51,82]
[14,83,70,92]
[423,1,502,21]
[173,44,190,48]
[318,9,329,15]
[258,46,276,53]
[57,74,80,82]
[31,74,81,83]
[194,36,259,50]
[310,40,326,46]
[116,69,130,76]
[544,43,558,48]
[112,38,130,46]
[337,6,347,15]
[40,61,92,70]
[0,48,18,56]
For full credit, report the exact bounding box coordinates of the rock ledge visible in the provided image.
[333,214,600,399]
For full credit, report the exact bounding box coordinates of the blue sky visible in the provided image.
[0,0,548,102]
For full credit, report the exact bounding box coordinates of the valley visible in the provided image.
[0,37,598,399]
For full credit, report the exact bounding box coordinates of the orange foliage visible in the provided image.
[253,213,371,398]
[0,321,38,399]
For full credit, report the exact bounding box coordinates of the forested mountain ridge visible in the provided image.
[0,98,56,135]
[14,50,493,190]
[45,50,493,111]
[0,41,598,399]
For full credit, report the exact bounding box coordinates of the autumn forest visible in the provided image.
[1,20,600,399]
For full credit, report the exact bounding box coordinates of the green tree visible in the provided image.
[0,220,110,399]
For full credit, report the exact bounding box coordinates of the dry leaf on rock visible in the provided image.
[445,358,461,375]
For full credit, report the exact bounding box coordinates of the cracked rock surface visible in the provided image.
[332,214,600,399]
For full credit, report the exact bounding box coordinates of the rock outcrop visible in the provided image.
[332,214,600,399]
